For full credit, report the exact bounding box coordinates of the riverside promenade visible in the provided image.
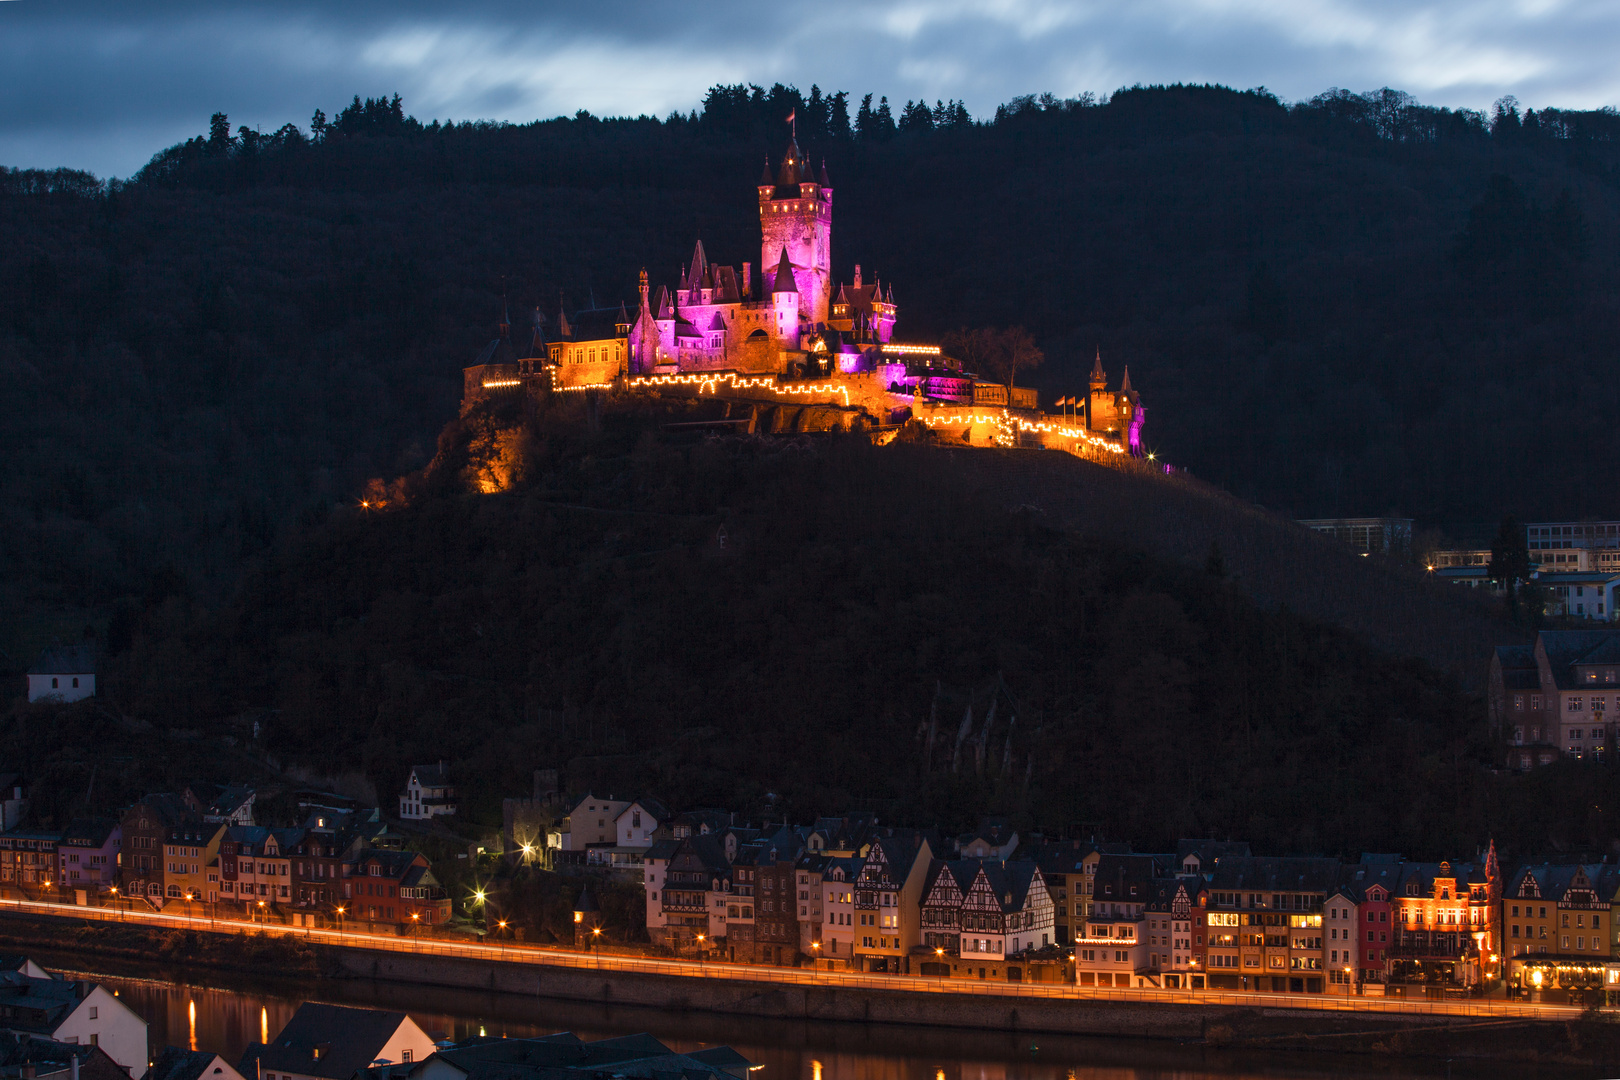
[0,895,1585,1032]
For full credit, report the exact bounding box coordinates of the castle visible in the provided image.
[464,126,1145,456]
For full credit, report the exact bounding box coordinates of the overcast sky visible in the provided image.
[3,0,1617,178]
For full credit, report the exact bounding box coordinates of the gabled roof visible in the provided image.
[27,646,94,677]
[1539,630,1620,689]
[241,1004,423,1080]
[1203,855,1343,894]
[147,1048,242,1080]
[409,764,451,788]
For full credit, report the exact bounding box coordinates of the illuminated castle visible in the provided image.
[623,131,896,378]
[465,126,1147,459]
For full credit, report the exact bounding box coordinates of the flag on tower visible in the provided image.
[786,109,795,123]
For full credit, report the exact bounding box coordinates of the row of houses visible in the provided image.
[633,811,1620,1001]
[0,782,450,929]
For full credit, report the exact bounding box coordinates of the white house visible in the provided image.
[1325,888,1361,988]
[240,1003,436,1080]
[560,794,630,851]
[0,970,148,1076]
[615,798,669,849]
[398,764,456,821]
[25,646,95,704]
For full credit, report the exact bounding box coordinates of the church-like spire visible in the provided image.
[772,247,798,293]
[1090,348,1106,389]
[819,159,831,187]
[760,157,774,186]
[687,239,708,289]
[557,292,571,338]
[1120,366,1133,394]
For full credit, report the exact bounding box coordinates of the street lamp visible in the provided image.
[410,912,420,940]
[497,920,508,957]
[592,926,602,960]
[1345,966,1353,998]
[336,906,346,937]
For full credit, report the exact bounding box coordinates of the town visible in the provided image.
[3,647,1620,1011]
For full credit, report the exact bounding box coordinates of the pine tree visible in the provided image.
[855,93,874,139]
[207,112,232,155]
[873,96,896,138]
[827,92,852,139]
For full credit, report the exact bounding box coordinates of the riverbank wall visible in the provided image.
[0,910,1613,1067]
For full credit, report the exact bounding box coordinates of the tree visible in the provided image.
[942,326,1044,391]
[207,112,233,155]
[310,109,328,142]
[827,91,852,139]
[855,94,874,139]
[1483,514,1522,599]
[899,100,934,133]
[873,97,896,138]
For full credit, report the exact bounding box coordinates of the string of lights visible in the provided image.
[481,379,522,388]
[919,410,1128,454]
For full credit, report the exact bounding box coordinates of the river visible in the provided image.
[27,950,1581,1080]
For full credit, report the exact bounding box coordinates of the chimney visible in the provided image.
[741,263,752,298]
[70,1054,78,1080]
[853,264,862,288]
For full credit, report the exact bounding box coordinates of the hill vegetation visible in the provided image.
[3,82,1620,669]
[3,82,1619,858]
[0,392,1594,863]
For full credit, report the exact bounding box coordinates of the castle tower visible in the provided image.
[758,131,832,327]
[770,246,801,351]
[1086,350,1111,434]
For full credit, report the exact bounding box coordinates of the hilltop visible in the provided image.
[2,82,1619,670]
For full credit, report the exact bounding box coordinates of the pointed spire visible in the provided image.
[499,279,511,340]
[638,269,651,314]
[557,291,571,338]
[771,247,798,293]
[1091,348,1104,378]
[688,239,708,288]
[760,158,773,186]
[819,159,831,187]
[618,301,629,324]
[1120,366,1133,394]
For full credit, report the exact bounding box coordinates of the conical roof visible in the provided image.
[1120,366,1133,394]
[819,160,831,187]
[771,248,798,293]
[687,240,708,289]
[760,158,774,186]
[775,136,806,192]
[574,885,599,913]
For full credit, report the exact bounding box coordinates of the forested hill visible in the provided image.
[69,395,1608,860]
[2,82,1618,662]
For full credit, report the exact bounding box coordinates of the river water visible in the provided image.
[29,950,1581,1080]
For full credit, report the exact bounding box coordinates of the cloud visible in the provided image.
[0,0,1614,177]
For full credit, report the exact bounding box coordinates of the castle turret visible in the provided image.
[770,246,800,350]
[1087,349,1110,434]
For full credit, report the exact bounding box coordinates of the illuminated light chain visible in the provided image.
[627,372,851,407]
[919,410,1128,455]
[481,379,522,388]
[883,344,942,356]
[552,381,615,393]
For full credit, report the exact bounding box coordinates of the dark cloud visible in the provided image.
[2,0,1615,176]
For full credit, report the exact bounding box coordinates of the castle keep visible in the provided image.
[464,129,1145,456]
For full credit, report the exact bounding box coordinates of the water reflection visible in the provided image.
[33,951,1576,1080]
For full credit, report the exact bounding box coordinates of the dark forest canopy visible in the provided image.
[2,80,1619,675]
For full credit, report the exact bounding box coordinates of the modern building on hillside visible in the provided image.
[1490,629,1620,769]
[1298,517,1413,556]
[1526,520,1620,572]
[24,647,95,705]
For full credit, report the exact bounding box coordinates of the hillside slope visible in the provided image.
[74,395,1612,861]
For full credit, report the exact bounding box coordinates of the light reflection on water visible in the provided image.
[35,952,1562,1080]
